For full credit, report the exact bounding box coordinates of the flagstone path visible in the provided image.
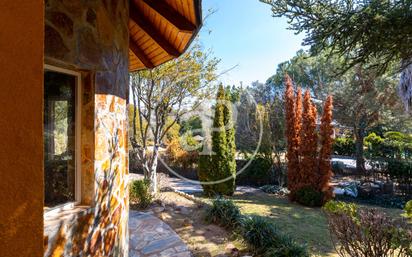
[129,211,192,257]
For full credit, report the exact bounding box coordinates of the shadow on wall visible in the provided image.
[45,96,128,256]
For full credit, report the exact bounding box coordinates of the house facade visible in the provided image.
[0,1,201,257]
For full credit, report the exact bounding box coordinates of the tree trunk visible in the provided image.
[354,117,366,174]
[398,61,412,113]
[149,147,159,194]
[141,145,159,194]
[149,166,157,194]
[134,144,159,195]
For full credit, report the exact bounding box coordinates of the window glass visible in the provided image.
[44,71,76,208]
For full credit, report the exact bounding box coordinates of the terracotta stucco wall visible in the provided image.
[0,1,44,257]
[44,0,129,256]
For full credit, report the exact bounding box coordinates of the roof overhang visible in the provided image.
[129,0,202,71]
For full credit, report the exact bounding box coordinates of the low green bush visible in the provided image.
[241,215,279,252]
[129,179,153,209]
[365,131,412,159]
[295,186,324,207]
[237,155,274,186]
[206,199,309,256]
[323,200,358,219]
[386,159,412,195]
[205,197,242,229]
[405,200,412,219]
[335,194,408,209]
[241,215,309,256]
[264,236,309,257]
[333,137,355,156]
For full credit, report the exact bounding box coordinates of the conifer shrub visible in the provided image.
[198,85,236,196]
[284,75,334,205]
[223,86,237,194]
[197,153,213,194]
[284,75,301,199]
[318,96,334,203]
[299,90,318,188]
[333,137,356,156]
[205,197,242,229]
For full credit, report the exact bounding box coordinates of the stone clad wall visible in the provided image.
[44,0,129,256]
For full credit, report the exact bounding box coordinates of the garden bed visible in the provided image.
[195,189,404,257]
[132,191,250,257]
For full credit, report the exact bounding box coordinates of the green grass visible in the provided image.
[197,190,404,256]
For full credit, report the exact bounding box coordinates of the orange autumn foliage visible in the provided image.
[318,96,334,202]
[295,87,303,189]
[285,75,300,198]
[295,87,303,149]
[299,90,318,187]
[284,74,334,204]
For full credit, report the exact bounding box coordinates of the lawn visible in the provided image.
[199,189,405,257]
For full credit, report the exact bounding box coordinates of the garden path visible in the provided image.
[129,211,191,257]
[129,173,259,195]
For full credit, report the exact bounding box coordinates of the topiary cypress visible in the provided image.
[199,85,237,196]
[222,87,237,195]
[198,151,213,194]
[210,85,230,195]
[299,90,318,188]
[285,75,300,200]
[318,96,334,203]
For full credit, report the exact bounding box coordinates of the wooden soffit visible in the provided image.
[129,0,202,71]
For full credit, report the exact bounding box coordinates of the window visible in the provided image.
[44,65,81,211]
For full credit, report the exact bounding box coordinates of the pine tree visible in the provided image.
[318,96,334,203]
[299,90,318,188]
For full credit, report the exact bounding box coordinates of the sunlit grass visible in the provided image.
[198,190,404,257]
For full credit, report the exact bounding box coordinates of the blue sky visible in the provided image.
[198,0,306,86]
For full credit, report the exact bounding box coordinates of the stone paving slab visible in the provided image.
[129,211,192,257]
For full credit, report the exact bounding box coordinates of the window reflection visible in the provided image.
[44,71,76,208]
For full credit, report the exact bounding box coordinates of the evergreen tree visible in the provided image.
[285,75,299,199]
[299,90,318,188]
[198,150,213,193]
[294,87,303,186]
[318,96,334,203]
[221,87,237,195]
[199,85,236,196]
[285,75,334,205]
[261,0,412,111]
